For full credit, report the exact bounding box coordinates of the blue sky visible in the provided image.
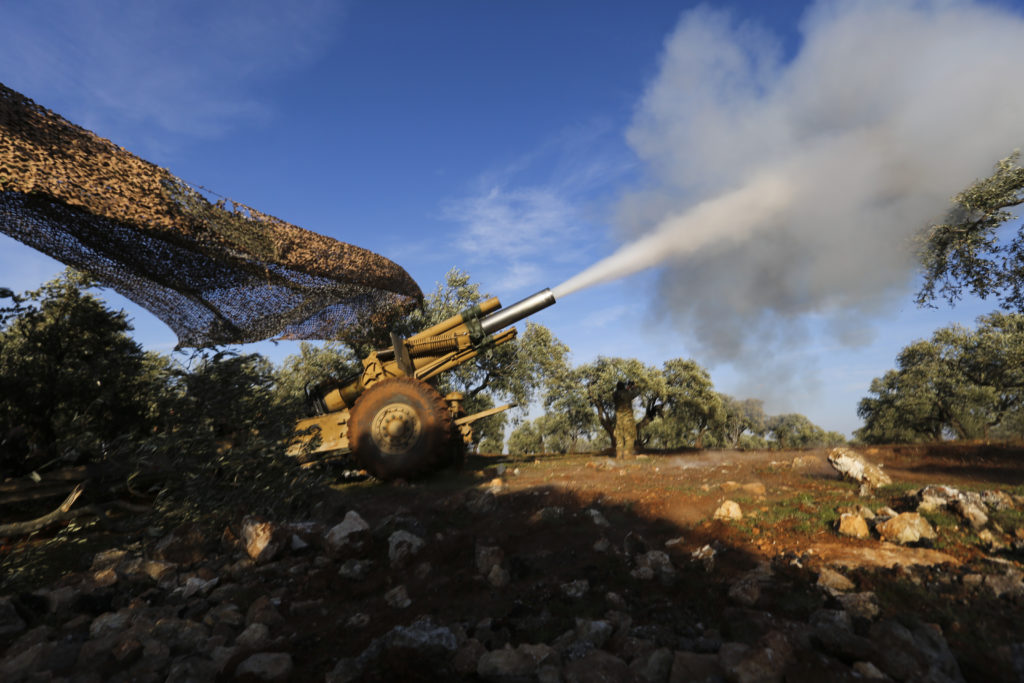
[2,0,1023,437]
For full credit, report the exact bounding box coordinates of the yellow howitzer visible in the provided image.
[292,288,556,480]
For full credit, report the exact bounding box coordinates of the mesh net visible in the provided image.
[0,83,422,348]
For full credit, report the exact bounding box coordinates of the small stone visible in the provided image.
[728,576,761,607]
[384,585,412,608]
[876,513,937,545]
[837,512,870,539]
[981,490,1016,511]
[741,482,767,497]
[531,506,566,523]
[837,591,880,620]
[388,530,425,567]
[563,649,630,682]
[241,516,281,564]
[89,610,130,639]
[235,652,293,682]
[691,544,716,571]
[475,544,505,575]
[852,660,888,678]
[338,559,373,580]
[235,622,270,649]
[714,500,743,521]
[951,499,989,529]
[487,564,511,587]
[670,650,724,682]
[586,508,610,527]
[817,567,856,593]
[561,579,589,599]
[346,612,370,628]
[324,511,370,551]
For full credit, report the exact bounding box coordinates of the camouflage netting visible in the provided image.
[0,83,422,347]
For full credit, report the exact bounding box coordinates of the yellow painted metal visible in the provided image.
[289,409,351,458]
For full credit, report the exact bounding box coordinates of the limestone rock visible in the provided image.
[586,508,611,527]
[917,484,959,507]
[338,559,373,580]
[718,641,788,683]
[827,448,892,489]
[817,567,855,593]
[741,482,767,497]
[837,591,880,620]
[714,500,743,521]
[384,585,412,609]
[950,499,988,529]
[235,652,293,682]
[837,512,870,539]
[868,620,963,682]
[876,513,936,545]
[670,650,724,682]
[153,523,211,565]
[324,511,370,552]
[561,579,590,599]
[563,649,630,682]
[241,516,282,564]
[235,622,270,649]
[981,489,1016,511]
[478,643,556,681]
[388,530,425,567]
[475,544,504,576]
[633,550,675,582]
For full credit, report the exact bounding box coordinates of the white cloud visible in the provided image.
[442,123,632,294]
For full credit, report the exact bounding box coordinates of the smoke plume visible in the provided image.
[555,0,1024,380]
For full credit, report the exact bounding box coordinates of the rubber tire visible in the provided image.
[348,377,452,481]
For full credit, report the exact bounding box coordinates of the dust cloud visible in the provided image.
[554,1,1024,390]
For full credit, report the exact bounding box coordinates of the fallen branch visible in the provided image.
[0,483,85,536]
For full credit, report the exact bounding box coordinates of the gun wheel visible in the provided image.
[348,377,452,480]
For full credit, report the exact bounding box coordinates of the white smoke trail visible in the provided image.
[555,0,1024,375]
[553,172,795,298]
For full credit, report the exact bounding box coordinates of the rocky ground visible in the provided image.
[2,443,1024,682]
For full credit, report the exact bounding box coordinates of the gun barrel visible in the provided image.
[480,288,556,335]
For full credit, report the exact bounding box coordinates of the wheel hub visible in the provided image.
[370,403,422,455]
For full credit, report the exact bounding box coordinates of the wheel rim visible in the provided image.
[370,403,422,455]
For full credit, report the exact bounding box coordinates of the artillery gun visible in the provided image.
[292,288,556,480]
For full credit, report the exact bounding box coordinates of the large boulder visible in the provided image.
[827,448,892,489]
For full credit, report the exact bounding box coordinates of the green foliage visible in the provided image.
[550,356,665,450]
[917,151,1024,311]
[765,413,846,450]
[0,270,157,475]
[0,271,320,525]
[717,395,768,449]
[856,313,1024,443]
[507,420,544,456]
[139,349,314,523]
[661,358,724,448]
[274,341,359,408]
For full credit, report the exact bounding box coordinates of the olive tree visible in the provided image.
[917,151,1024,310]
[0,270,159,475]
[856,313,1024,442]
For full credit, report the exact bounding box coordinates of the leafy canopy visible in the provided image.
[917,151,1024,310]
[856,312,1024,443]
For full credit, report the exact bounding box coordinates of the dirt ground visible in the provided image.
[3,443,1024,681]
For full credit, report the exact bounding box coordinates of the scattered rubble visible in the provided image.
[2,448,1021,681]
